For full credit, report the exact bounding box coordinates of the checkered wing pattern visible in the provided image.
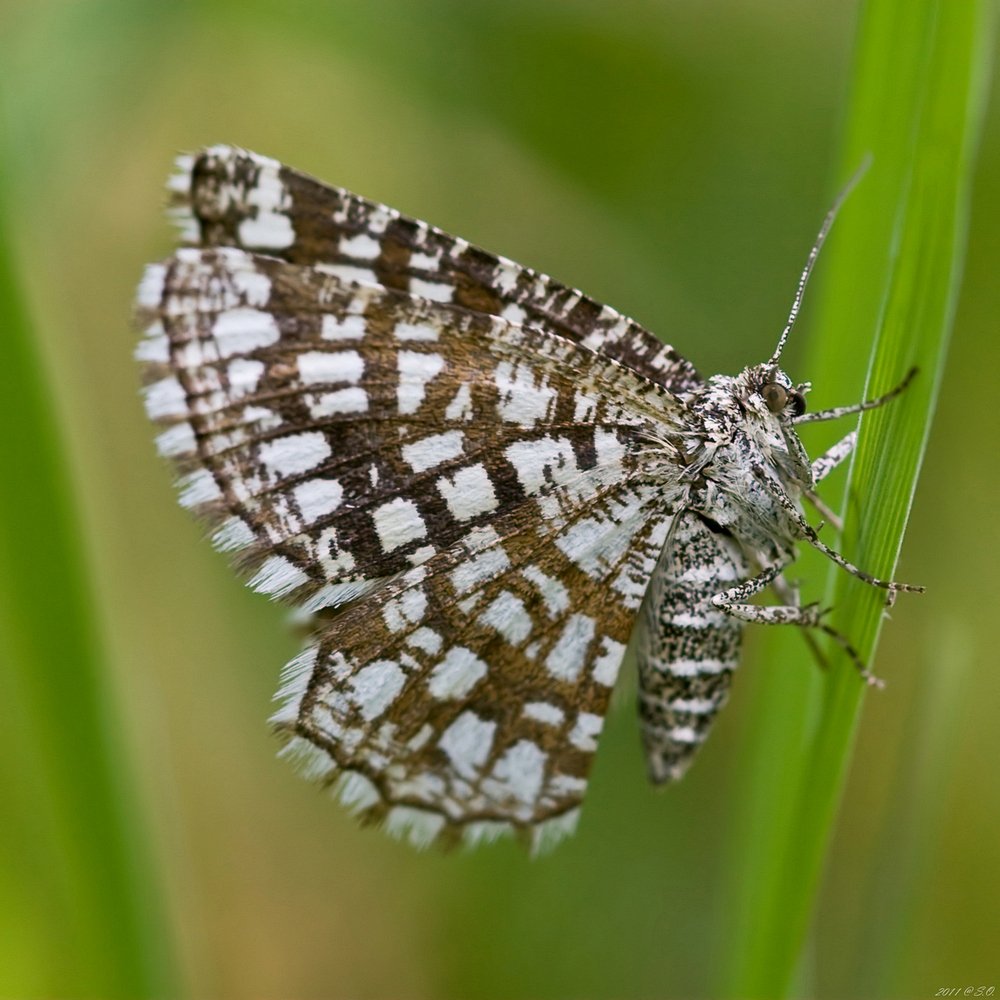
[138,145,922,851]
[137,195,689,847]
[275,479,676,852]
[171,145,703,394]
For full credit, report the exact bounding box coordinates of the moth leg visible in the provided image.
[802,430,857,533]
[709,561,830,640]
[802,490,842,534]
[751,465,925,598]
[792,367,917,426]
[811,430,856,484]
[710,561,813,626]
[710,565,883,686]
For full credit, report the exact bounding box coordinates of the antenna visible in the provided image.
[767,154,872,368]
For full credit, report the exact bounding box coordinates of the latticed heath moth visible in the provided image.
[136,147,919,852]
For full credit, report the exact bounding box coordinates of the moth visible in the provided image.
[136,146,919,852]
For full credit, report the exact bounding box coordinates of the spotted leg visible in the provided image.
[792,367,917,426]
[810,429,857,484]
[709,559,884,686]
[751,464,925,597]
[802,430,857,532]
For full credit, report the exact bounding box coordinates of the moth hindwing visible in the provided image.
[136,145,919,852]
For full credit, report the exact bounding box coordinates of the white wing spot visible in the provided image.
[231,266,272,306]
[494,360,556,425]
[177,468,221,507]
[427,647,488,700]
[505,436,579,495]
[569,712,604,752]
[137,264,166,308]
[226,357,265,398]
[397,351,445,415]
[450,545,510,595]
[293,478,344,524]
[406,724,435,752]
[298,349,364,385]
[594,428,626,469]
[382,587,428,633]
[407,627,443,655]
[143,376,187,419]
[402,430,464,472]
[321,314,367,340]
[549,774,586,797]
[545,614,596,682]
[372,498,427,552]
[523,702,565,726]
[463,820,512,848]
[318,263,377,285]
[436,464,499,521]
[478,591,531,645]
[349,660,406,721]
[492,260,521,294]
[438,711,496,779]
[211,516,256,553]
[336,771,381,812]
[573,390,599,422]
[358,204,395,234]
[339,232,382,259]
[238,156,294,248]
[309,387,369,416]
[410,251,440,270]
[410,277,453,302]
[591,637,625,687]
[259,431,331,478]
[384,806,445,848]
[156,422,196,457]
[211,308,280,356]
[134,328,168,363]
[482,740,547,809]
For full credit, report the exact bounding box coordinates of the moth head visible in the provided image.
[743,366,808,420]
[758,373,808,418]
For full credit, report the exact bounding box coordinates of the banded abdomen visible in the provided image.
[634,510,749,783]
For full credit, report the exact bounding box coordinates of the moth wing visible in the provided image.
[137,248,683,614]
[274,477,677,851]
[171,145,703,393]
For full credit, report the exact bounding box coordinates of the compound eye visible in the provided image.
[789,391,806,417]
[761,382,788,414]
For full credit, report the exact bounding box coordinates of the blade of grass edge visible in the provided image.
[0,158,180,995]
[718,1,992,996]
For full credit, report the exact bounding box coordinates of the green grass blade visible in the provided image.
[0,162,180,996]
[719,0,992,996]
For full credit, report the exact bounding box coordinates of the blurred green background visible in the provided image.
[1,1,997,997]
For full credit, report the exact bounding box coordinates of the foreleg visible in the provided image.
[751,465,924,598]
[793,367,916,426]
[801,429,857,533]
[811,430,856,484]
